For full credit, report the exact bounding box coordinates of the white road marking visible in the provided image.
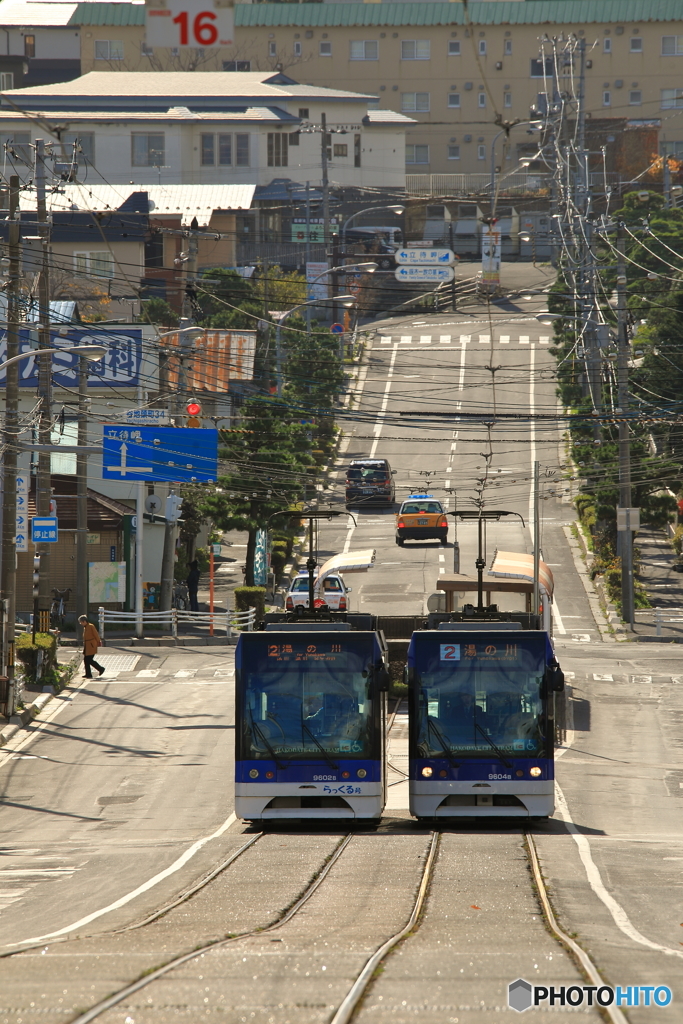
[593,674,614,681]
[5,812,238,949]
[500,335,510,344]
[439,335,451,344]
[552,601,566,635]
[137,669,159,678]
[529,344,537,548]
[519,335,530,345]
[174,670,197,678]
[459,334,470,346]
[450,442,457,451]
[380,336,391,345]
[539,336,550,345]
[554,784,683,961]
[400,335,411,344]
[370,345,397,460]
[419,335,431,344]
[458,339,468,392]
[479,334,490,344]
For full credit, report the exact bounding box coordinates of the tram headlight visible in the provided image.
[249,769,259,778]
[529,766,542,777]
[357,769,367,778]
[421,766,433,777]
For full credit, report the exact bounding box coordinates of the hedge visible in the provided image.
[16,632,58,681]
[234,586,267,621]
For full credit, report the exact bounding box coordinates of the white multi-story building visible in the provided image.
[0,70,412,189]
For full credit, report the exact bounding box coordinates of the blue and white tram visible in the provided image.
[408,625,564,820]
[235,622,389,822]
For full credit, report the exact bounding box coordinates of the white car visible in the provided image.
[285,571,350,612]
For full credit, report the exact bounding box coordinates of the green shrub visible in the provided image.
[390,681,409,699]
[672,524,683,556]
[270,550,287,577]
[234,586,267,621]
[15,632,57,682]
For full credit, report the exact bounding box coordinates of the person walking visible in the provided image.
[186,559,200,612]
[79,615,105,678]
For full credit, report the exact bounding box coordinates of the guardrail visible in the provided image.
[97,606,256,641]
[653,607,683,636]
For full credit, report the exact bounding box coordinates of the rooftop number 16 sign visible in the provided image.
[145,0,234,49]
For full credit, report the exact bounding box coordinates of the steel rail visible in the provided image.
[525,832,629,1024]
[68,833,355,1024]
[329,831,440,1024]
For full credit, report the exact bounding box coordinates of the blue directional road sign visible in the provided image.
[31,517,58,543]
[102,426,218,483]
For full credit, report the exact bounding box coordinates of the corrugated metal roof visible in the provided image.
[0,106,298,123]
[365,109,415,124]
[72,2,146,27]
[22,184,256,223]
[236,1,683,28]
[0,2,78,27]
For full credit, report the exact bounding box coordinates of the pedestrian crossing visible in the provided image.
[83,662,235,684]
[377,333,549,346]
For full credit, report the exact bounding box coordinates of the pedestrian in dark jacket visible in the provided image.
[186,560,200,612]
[79,615,105,678]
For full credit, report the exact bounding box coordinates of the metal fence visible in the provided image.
[97,606,256,641]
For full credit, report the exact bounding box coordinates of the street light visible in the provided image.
[304,261,377,330]
[340,205,405,248]
[275,295,356,396]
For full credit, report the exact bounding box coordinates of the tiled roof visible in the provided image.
[236,0,683,28]
[0,106,298,123]
[364,109,416,124]
[0,2,78,27]
[27,488,128,530]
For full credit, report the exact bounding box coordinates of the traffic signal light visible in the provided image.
[32,555,41,599]
[186,400,202,428]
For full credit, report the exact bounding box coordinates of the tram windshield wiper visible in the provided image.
[301,720,339,770]
[427,718,460,769]
[474,722,513,770]
[249,713,287,770]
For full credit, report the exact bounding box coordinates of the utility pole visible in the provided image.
[305,180,312,333]
[616,222,634,628]
[75,356,89,638]
[321,113,330,246]
[331,231,340,325]
[663,154,672,208]
[35,139,52,632]
[533,460,540,623]
[0,175,21,713]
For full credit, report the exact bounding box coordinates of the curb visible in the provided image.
[0,650,81,749]
[562,525,618,642]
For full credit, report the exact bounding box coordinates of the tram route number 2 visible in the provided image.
[440,644,461,661]
[146,0,234,49]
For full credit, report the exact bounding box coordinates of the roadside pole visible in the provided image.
[321,113,330,247]
[616,223,635,628]
[209,545,215,636]
[533,460,540,622]
[136,482,144,637]
[0,176,21,713]
[75,355,88,639]
[35,140,53,632]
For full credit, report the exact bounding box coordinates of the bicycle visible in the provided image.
[172,580,189,611]
[50,587,71,630]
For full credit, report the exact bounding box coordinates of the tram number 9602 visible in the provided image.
[313,775,337,781]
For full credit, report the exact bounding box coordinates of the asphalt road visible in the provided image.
[0,289,681,1022]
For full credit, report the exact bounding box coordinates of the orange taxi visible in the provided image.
[395,494,449,546]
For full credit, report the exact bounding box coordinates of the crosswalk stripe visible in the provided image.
[137,669,159,678]
[460,335,471,344]
[380,336,391,345]
[539,336,549,345]
[439,335,451,343]
[519,336,530,345]
[174,669,197,678]
[500,335,510,344]
[419,335,431,344]
[479,334,490,343]
[400,335,411,344]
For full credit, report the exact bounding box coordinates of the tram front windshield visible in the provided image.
[241,637,377,759]
[413,635,549,759]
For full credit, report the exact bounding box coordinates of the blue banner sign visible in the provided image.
[0,329,143,389]
[102,425,219,483]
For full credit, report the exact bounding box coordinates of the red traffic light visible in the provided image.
[186,401,202,416]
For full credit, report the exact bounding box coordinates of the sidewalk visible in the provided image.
[632,525,683,640]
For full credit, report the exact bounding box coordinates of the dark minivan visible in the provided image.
[345,459,395,506]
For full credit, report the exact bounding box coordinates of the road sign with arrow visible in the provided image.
[102,426,218,483]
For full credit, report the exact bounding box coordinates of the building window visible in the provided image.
[201,134,214,165]
[530,57,553,78]
[630,37,643,53]
[603,90,611,106]
[333,143,347,157]
[235,133,249,166]
[354,132,361,167]
[603,37,612,53]
[223,60,250,71]
[8,132,31,165]
[320,41,332,56]
[504,39,512,56]
[201,134,233,165]
[448,92,460,108]
[401,40,430,60]
[662,88,683,108]
[478,39,487,56]
[131,133,165,167]
[477,144,486,160]
[448,144,460,160]
[289,131,300,146]
[629,90,642,105]
[298,107,309,119]
[402,92,430,112]
[503,91,512,108]
[350,40,378,60]
[95,39,124,60]
[478,93,486,108]
[662,35,683,55]
[448,40,461,56]
[63,132,94,163]
[293,41,302,57]
[141,42,153,57]
[661,140,683,156]
[268,41,276,57]
[24,34,35,58]
[74,251,114,279]
[406,144,429,164]
[267,132,288,167]
[0,72,13,90]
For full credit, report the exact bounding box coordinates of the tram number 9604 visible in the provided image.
[488,773,512,780]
